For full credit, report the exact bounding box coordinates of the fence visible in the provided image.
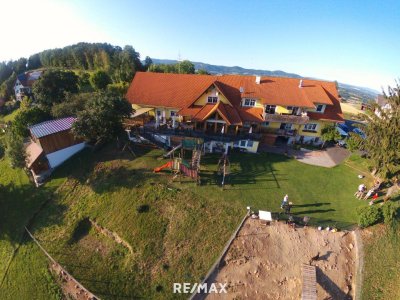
[25,227,100,300]
[190,213,249,300]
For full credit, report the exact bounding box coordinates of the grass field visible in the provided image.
[362,223,400,300]
[0,157,63,299]
[0,144,374,299]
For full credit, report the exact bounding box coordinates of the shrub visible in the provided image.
[357,206,383,228]
[0,141,4,158]
[137,204,150,213]
[382,202,398,225]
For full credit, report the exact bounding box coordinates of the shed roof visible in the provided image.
[26,142,44,168]
[29,117,76,139]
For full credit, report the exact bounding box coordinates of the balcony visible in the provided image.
[137,126,262,143]
[260,128,298,137]
[264,113,309,124]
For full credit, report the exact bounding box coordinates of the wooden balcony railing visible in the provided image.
[264,113,309,124]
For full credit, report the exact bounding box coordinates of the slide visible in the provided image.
[153,161,173,173]
[163,143,182,158]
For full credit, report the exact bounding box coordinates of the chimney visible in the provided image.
[239,86,244,93]
[255,76,261,84]
[299,80,303,88]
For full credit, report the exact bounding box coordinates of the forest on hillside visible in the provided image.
[0,42,153,101]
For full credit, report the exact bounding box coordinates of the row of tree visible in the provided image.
[0,42,153,100]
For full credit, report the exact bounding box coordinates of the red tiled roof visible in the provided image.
[126,72,343,124]
[192,104,215,121]
[238,106,264,123]
[183,102,242,125]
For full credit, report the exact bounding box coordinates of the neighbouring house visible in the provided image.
[26,117,85,185]
[125,72,344,153]
[14,70,43,101]
[375,94,392,118]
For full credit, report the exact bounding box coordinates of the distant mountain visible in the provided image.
[150,58,379,103]
[152,59,302,78]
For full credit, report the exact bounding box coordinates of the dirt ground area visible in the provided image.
[207,219,356,300]
[50,263,97,300]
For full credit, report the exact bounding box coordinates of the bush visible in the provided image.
[358,206,383,228]
[382,202,398,225]
[137,204,149,213]
[0,141,4,158]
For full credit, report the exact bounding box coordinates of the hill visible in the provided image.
[151,58,379,103]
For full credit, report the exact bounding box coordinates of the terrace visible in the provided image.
[263,112,309,124]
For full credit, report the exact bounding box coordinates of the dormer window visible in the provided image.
[207,96,218,103]
[316,104,325,112]
[265,105,276,114]
[243,98,256,107]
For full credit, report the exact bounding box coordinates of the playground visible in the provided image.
[207,219,357,300]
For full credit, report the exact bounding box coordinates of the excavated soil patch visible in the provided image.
[207,219,356,300]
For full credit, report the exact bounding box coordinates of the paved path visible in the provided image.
[260,145,350,168]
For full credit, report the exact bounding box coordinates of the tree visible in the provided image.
[143,56,153,71]
[32,69,79,108]
[72,92,132,142]
[348,82,400,179]
[197,69,210,75]
[320,124,341,148]
[0,72,17,100]
[27,53,42,70]
[51,92,93,118]
[178,60,195,74]
[77,71,92,92]
[90,70,112,90]
[12,106,52,137]
[4,130,26,168]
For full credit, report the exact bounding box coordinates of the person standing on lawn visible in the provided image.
[281,194,289,209]
[355,184,366,199]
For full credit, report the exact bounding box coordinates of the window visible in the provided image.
[207,96,218,103]
[247,140,254,147]
[243,98,256,107]
[261,122,269,127]
[304,123,317,131]
[291,106,300,115]
[265,105,276,114]
[170,111,176,117]
[156,110,161,116]
[316,104,324,112]
[240,140,246,147]
[287,106,293,110]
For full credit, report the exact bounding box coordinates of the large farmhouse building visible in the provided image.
[125,72,344,153]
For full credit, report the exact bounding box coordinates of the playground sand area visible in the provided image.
[207,219,356,299]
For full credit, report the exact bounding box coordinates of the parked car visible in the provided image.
[337,123,349,133]
[336,126,348,137]
[338,139,347,148]
[353,127,366,139]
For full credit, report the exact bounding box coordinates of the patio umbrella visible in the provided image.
[249,126,253,134]
[221,125,225,134]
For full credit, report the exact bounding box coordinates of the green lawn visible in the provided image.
[362,223,400,300]
[0,157,63,299]
[0,145,373,299]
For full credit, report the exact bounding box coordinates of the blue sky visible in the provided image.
[1,0,399,90]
